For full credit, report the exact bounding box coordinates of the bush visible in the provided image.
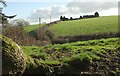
[2,26,51,46]
[2,26,35,45]
[52,32,119,44]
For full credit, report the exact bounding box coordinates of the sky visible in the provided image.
[1,0,119,24]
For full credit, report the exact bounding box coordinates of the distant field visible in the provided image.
[24,24,43,32]
[50,16,118,36]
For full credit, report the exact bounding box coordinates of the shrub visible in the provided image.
[2,26,32,45]
[52,32,119,44]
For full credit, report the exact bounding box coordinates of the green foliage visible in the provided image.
[50,16,118,36]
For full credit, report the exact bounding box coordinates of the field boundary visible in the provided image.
[52,32,120,44]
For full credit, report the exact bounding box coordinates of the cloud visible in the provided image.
[66,2,117,14]
[27,5,67,23]
[50,5,67,17]
[7,0,119,2]
[7,0,71,2]
[27,1,118,23]
[71,0,119,2]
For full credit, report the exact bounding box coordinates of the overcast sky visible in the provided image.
[2,0,119,24]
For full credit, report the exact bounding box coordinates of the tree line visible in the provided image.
[60,12,99,21]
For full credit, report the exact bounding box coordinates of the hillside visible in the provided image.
[21,38,120,75]
[50,16,118,36]
[24,24,43,32]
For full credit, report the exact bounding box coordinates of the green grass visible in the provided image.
[21,46,41,56]
[50,16,118,36]
[23,24,43,32]
[21,37,119,61]
[20,16,119,74]
[21,38,119,75]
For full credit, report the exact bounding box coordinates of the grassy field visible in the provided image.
[23,24,43,32]
[50,16,118,36]
[21,16,119,75]
[21,38,119,60]
[21,37,120,75]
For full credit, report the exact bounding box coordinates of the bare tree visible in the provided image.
[10,19,30,26]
